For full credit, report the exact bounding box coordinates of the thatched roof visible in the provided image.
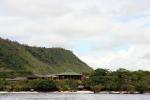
[57,72,82,76]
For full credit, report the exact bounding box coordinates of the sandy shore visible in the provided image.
[0,91,93,94]
[53,91,94,94]
[0,91,149,94]
[0,91,39,94]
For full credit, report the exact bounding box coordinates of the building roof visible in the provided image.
[45,74,58,77]
[6,77,27,81]
[57,72,82,76]
[30,72,82,78]
[35,74,58,78]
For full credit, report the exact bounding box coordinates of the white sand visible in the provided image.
[52,91,94,94]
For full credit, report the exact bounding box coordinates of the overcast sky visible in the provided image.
[0,0,150,70]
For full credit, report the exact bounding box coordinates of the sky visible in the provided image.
[0,0,150,71]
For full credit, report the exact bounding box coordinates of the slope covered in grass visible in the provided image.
[0,37,93,77]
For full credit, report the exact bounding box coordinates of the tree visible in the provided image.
[0,79,5,91]
[91,84,104,93]
[28,79,57,91]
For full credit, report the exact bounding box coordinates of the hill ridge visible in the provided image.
[0,37,93,77]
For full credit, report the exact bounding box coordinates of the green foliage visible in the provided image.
[0,39,27,69]
[56,80,80,91]
[85,68,150,93]
[0,68,150,93]
[0,71,32,78]
[28,79,57,91]
[0,79,57,92]
[0,37,93,77]
[0,79,80,92]
[91,84,104,93]
[0,79,6,91]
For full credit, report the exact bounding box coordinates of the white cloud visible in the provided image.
[0,0,150,70]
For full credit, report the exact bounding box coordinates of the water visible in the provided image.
[0,93,150,100]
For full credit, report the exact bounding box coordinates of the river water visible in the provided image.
[0,93,150,100]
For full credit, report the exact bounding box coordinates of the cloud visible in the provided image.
[0,0,150,70]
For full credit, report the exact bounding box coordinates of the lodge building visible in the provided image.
[6,72,83,81]
[57,72,82,80]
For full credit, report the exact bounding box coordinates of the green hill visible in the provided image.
[0,37,93,77]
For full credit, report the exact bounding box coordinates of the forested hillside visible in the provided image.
[0,37,92,77]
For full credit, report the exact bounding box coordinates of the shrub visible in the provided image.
[28,79,57,91]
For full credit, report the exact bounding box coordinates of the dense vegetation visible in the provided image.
[0,79,81,92]
[0,68,149,93]
[0,37,92,77]
[84,68,150,93]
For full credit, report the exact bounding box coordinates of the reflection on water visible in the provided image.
[0,93,150,100]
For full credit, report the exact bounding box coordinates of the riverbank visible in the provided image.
[0,91,93,94]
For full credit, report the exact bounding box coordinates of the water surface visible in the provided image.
[0,93,150,100]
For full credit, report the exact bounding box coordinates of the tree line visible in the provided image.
[84,68,150,93]
[0,68,150,93]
